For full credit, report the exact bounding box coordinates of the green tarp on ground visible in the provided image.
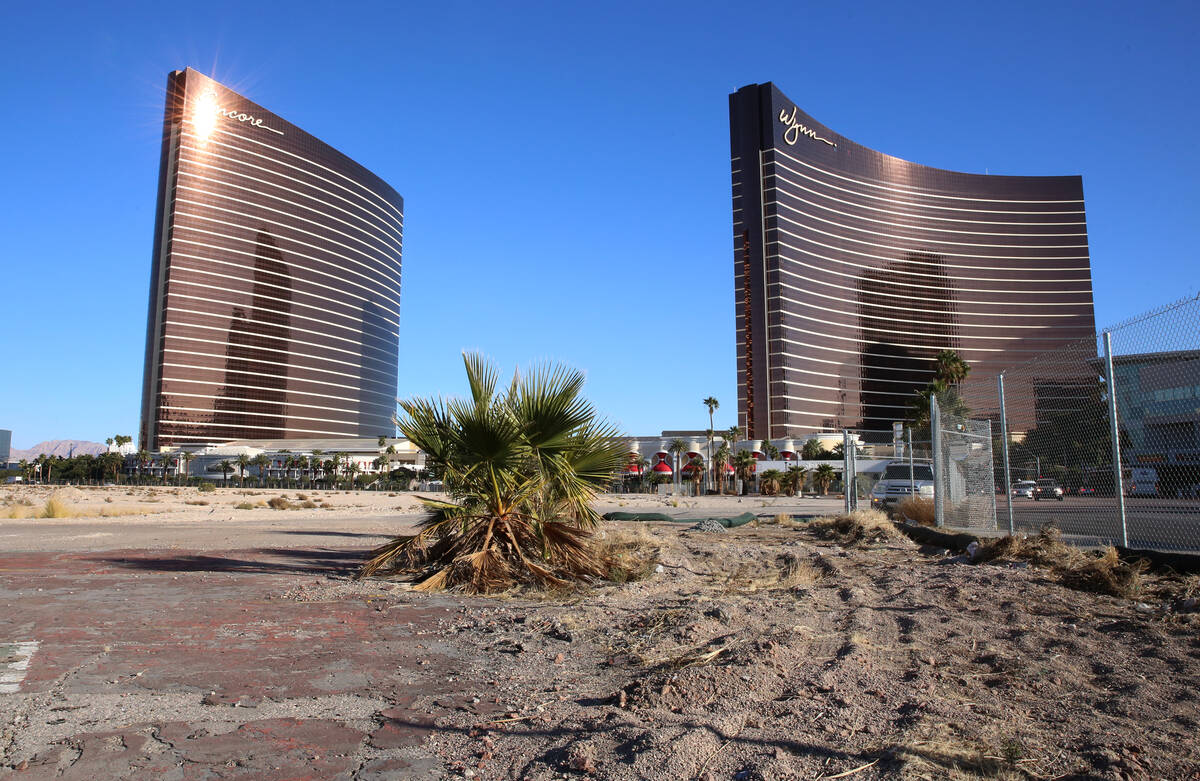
[602,511,757,528]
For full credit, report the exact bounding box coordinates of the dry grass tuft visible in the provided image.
[185,500,209,506]
[756,513,804,529]
[712,552,820,592]
[595,526,663,584]
[42,497,75,518]
[267,496,293,510]
[895,496,936,526]
[1,504,35,519]
[97,506,152,518]
[298,500,318,509]
[974,524,1145,599]
[233,502,257,510]
[809,509,905,546]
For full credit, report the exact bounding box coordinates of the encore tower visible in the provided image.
[139,69,403,450]
[730,82,1096,442]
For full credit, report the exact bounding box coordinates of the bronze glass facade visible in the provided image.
[730,82,1096,442]
[140,69,403,449]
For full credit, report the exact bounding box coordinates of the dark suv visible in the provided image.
[1033,479,1064,501]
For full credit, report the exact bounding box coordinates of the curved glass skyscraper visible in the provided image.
[730,82,1095,442]
[140,69,403,449]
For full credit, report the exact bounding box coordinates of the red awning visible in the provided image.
[652,461,673,474]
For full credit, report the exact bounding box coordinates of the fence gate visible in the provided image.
[932,394,998,530]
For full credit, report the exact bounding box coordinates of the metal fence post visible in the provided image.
[1103,331,1128,547]
[931,394,943,527]
[907,428,915,500]
[998,372,1014,534]
[843,430,853,514]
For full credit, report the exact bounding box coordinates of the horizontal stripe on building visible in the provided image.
[770,146,1084,207]
[187,121,403,223]
[756,278,1092,319]
[166,286,399,345]
[160,342,397,391]
[172,184,403,291]
[159,360,394,400]
[766,176,1086,239]
[159,399,377,427]
[770,261,1095,307]
[766,153,1086,216]
[163,308,399,369]
[176,149,404,255]
[179,130,404,236]
[160,376,395,413]
[165,257,400,329]
[766,215,1091,269]
[169,215,401,307]
[154,415,360,438]
[169,229,401,314]
[765,193,1088,248]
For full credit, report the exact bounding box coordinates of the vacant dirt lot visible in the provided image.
[2,490,1199,779]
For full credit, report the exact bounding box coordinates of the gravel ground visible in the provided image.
[2,517,1198,779]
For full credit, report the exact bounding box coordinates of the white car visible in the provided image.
[1012,480,1036,499]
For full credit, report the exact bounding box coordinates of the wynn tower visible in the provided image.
[730,82,1096,442]
[139,69,403,450]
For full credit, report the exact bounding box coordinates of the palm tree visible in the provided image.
[784,465,807,497]
[218,460,234,486]
[311,449,324,486]
[813,463,837,496]
[713,441,731,494]
[231,453,248,488]
[934,349,970,385]
[135,449,150,483]
[334,452,351,489]
[346,461,361,490]
[702,397,719,490]
[251,454,271,487]
[802,438,825,460]
[358,353,628,593]
[759,469,783,496]
[683,456,704,496]
[732,449,756,495]
[763,441,780,460]
[667,438,688,491]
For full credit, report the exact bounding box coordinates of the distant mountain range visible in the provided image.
[8,440,108,460]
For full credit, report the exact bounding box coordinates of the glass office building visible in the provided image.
[139,69,403,450]
[730,82,1096,442]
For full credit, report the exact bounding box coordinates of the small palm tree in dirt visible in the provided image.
[813,463,837,495]
[357,353,629,593]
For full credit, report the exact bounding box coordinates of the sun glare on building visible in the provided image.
[192,89,219,141]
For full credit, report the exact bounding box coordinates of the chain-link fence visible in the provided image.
[931,395,997,530]
[949,291,1200,551]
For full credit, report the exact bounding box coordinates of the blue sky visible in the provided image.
[2,0,1197,448]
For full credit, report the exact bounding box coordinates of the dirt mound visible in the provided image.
[974,524,1146,598]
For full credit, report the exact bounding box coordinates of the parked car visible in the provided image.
[870,462,934,509]
[1033,479,1064,501]
[1012,480,1036,499]
[1076,485,1096,496]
